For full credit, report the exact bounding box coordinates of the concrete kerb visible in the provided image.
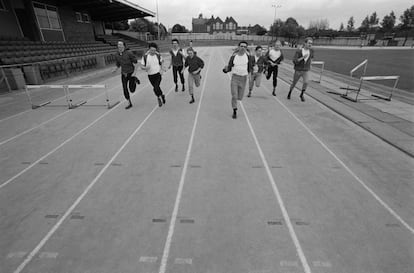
[277,66,414,158]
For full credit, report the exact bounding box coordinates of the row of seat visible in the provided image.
[0,40,98,46]
[0,43,112,52]
[39,56,99,79]
[0,46,114,58]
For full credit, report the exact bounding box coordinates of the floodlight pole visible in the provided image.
[156,0,160,40]
[272,2,281,38]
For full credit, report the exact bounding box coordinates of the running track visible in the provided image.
[0,47,413,273]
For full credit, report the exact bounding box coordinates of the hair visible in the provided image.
[274,39,282,44]
[186,47,194,53]
[118,40,126,47]
[238,41,248,46]
[304,37,313,43]
[148,42,158,50]
[172,38,179,44]
[255,45,262,51]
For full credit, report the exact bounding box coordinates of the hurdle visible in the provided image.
[311,61,325,83]
[66,84,120,109]
[0,67,11,92]
[25,85,70,109]
[340,59,368,93]
[342,75,400,102]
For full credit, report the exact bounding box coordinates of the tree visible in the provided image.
[369,12,379,27]
[269,19,284,36]
[399,5,414,28]
[171,24,187,33]
[339,22,344,31]
[381,11,396,32]
[347,16,355,31]
[130,18,149,32]
[359,15,370,32]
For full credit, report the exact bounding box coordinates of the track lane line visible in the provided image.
[12,85,175,273]
[158,49,212,273]
[260,83,414,234]
[0,83,150,190]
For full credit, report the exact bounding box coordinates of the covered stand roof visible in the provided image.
[58,0,155,21]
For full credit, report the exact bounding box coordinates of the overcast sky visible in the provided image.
[133,0,410,31]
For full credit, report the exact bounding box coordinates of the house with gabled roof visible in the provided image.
[192,14,238,34]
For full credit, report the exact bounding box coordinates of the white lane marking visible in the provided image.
[38,252,58,259]
[174,258,192,265]
[7,252,27,259]
[240,101,312,273]
[263,85,414,235]
[219,50,311,273]
[0,84,119,147]
[0,84,149,190]
[139,256,158,263]
[13,86,174,273]
[158,50,213,273]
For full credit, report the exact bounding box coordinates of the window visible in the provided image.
[33,2,62,30]
[0,0,6,11]
[76,12,82,22]
[215,22,220,30]
[82,13,90,23]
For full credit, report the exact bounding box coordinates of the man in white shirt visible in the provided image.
[223,41,253,119]
[141,42,165,107]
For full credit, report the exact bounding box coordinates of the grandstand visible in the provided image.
[0,0,155,92]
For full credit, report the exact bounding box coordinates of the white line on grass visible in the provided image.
[0,84,120,146]
[158,49,212,273]
[262,84,414,234]
[13,85,175,273]
[0,83,150,190]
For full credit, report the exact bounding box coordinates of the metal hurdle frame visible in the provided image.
[327,59,368,96]
[311,61,325,83]
[65,84,120,109]
[343,75,400,102]
[25,85,70,109]
[0,67,11,92]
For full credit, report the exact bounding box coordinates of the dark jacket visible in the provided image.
[265,49,284,66]
[292,48,314,71]
[115,50,137,74]
[251,55,267,73]
[169,48,185,66]
[185,55,204,73]
[224,51,254,74]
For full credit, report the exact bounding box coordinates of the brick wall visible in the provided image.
[59,6,95,41]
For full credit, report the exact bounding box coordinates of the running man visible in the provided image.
[287,37,314,102]
[247,45,266,97]
[184,47,204,104]
[113,41,140,109]
[168,38,185,92]
[265,40,284,96]
[223,41,254,119]
[141,42,166,107]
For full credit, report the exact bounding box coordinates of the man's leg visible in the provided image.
[238,75,247,101]
[172,66,178,91]
[287,70,301,99]
[149,73,164,106]
[188,73,195,103]
[178,66,185,91]
[255,72,262,88]
[300,71,309,102]
[121,74,132,109]
[230,75,239,118]
[248,73,254,97]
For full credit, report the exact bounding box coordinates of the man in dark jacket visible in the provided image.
[223,41,254,119]
[112,41,139,109]
[287,37,314,102]
[265,40,284,96]
[184,47,204,104]
[168,38,185,92]
[247,45,266,97]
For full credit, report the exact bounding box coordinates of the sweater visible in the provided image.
[292,48,314,71]
[169,48,185,66]
[115,50,137,74]
[185,55,204,73]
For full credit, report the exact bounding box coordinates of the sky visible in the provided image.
[133,0,410,31]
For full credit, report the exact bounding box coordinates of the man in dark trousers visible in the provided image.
[112,41,139,109]
[184,47,204,104]
[141,42,166,107]
[223,41,254,119]
[168,38,185,92]
[287,37,314,102]
[247,45,266,97]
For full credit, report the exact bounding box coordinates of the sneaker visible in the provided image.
[189,97,195,104]
[125,103,132,109]
[247,91,251,97]
[272,90,276,96]
[182,85,185,92]
[161,94,166,104]
[232,110,237,119]
[300,95,305,102]
[287,93,291,100]
[157,97,162,107]
[175,84,178,92]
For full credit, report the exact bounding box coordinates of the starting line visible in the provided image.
[25,84,120,109]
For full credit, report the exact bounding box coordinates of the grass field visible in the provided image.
[278,47,414,92]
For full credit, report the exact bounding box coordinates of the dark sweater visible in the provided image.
[169,49,185,66]
[115,50,137,74]
[292,48,314,71]
[185,55,204,73]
